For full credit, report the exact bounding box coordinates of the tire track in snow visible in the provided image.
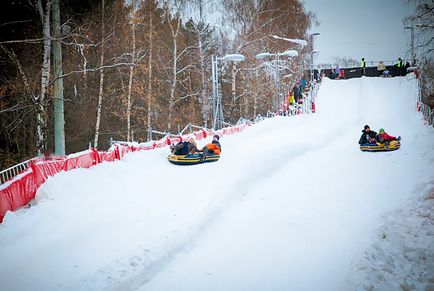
[72,128,326,291]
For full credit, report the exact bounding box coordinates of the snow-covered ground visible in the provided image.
[0,75,433,291]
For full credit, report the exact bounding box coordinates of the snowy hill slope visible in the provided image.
[0,75,433,291]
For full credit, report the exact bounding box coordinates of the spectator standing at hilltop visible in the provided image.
[396,57,403,68]
[396,57,404,76]
[360,58,366,75]
[335,65,341,76]
[377,61,386,76]
[404,61,410,75]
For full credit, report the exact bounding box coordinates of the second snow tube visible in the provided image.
[360,140,401,152]
[167,152,220,165]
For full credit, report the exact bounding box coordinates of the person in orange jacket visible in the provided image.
[201,135,221,161]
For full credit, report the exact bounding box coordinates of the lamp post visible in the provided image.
[404,26,415,66]
[309,33,320,82]
[310,50,319,83]
[272,35,307,46]
[256,50,298,112]
[212,54,245,130]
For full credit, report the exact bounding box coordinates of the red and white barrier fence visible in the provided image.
[0,124,252,222]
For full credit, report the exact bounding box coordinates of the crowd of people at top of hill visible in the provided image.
[280,77,316,116]
[328,65,346,80]
[326,58,411,80]
[287,78,309,105]
[362,57,411,77]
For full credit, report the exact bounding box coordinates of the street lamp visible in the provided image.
[221,54,245,62]
[309,33,320,82]
[310,50,319,83]
[404,26,416,66]
[281,50,299,57]
[272,34,308,79]
[256,50,298,112]
[256,52,273,59]
[272,35,307,46]
[212,53,245,130]
[256,50,298,59]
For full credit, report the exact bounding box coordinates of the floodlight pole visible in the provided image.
[405,26,415,66]
[411,27,415,66]
[310,33,320,83]
[212,54,245,130]
[273,54,281,112]
[310,51,315,83]
[256,50,298,113]
[211,55,221,130]
[310,53,313,83]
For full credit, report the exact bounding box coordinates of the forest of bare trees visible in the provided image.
[407,1,434,110]
[0,0,314,169]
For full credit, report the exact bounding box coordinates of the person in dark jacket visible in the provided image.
[200,135,221,161]
[171,137,199,155]
[293,83,302,103]
[171,140,190,155]
[358,125,377,145]
[404,62,410,75]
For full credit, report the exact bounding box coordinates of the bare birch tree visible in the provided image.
[126,0,137,141]
[36,0,52,155]
[146,7,154,138]
[408,1,434,108]
[166,13,181,131]
[94,0,106,149]
[192,0,212,127]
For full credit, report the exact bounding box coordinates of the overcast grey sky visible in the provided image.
[303,0,417,65]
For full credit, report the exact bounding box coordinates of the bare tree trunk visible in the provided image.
[167,17,180,132]
[126,0,136,141]
[36,0,52,156]
[146,9,153,139]
[94,0,105,149]
[196,0,209,127]
[198,36,209,127]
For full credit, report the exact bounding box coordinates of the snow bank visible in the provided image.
[345,185,434,291]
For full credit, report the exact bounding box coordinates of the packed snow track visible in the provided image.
[1,75,433,291]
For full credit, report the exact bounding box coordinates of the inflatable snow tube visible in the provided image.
[360,140,401,152]
[167,152,220,165]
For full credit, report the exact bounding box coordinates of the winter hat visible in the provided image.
[213,135,220,141]
[379,128,385,133]
[364,125,370,130]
